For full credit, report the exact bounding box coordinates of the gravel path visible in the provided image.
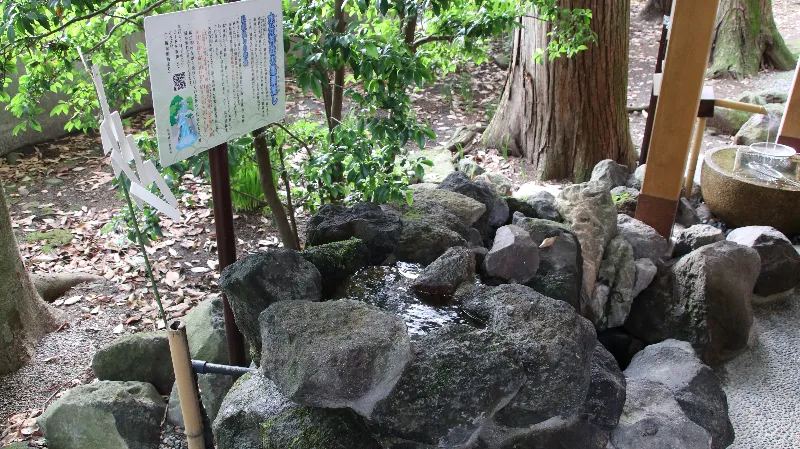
[719,291,800,449]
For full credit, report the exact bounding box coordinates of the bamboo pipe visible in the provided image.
[685,117,707,199]
[714,99,768,115]
[167,320,206,449]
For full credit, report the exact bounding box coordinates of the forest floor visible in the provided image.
[1,0,800,446]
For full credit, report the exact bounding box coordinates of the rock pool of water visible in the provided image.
[334,263,477,337]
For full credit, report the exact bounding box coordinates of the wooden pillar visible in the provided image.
[635,0,720,238]
[777,59,800,150]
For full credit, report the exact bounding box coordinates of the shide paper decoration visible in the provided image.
[79,49,182,222]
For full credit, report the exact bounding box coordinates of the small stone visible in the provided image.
[411,246,475,299]
[590,159,630,190]
[482,225,539,284]
[632,258,657,298]
[611,186,639,217]
[457,158,485,176]
[300,238,370,297]
[44,178,65,186]
[6,152,22,165]
[626,164,646,190]
[674,224,725,257]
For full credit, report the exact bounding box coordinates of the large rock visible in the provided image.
[369,325,526,447]
[727,226,800,297]
[616,214,669,263]
[707,107,753,135]
[674,224,725,257]
[611,379,713,449]
[734,103,785,145]
[260,299,411,416]
[91,332,174,394]
[482,225,539,284]
[508,191,561,222]
[39,381,165,449]
[556,182,618,300]
[306,202,402,264]
[412,189,486,228]
[590,159,630,190]
[438,171,510,233]
[413,148,455,183]
[213,372,381,449]
[410,246,475,299]
[676,198,702,228]
[219,249,322,357]
[625,241,760,364]
[386,202,469,266]
[592,236,636,330]
[463,285,597,427]
[300,238,370,297]
[478,344,624,449]
[611,186,639,217]
[624,340,734,449]
[514,216,582,310]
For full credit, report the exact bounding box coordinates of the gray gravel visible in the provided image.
[719,292,800,449]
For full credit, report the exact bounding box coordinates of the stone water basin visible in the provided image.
[702,146,800,235]
[334,262,478,337]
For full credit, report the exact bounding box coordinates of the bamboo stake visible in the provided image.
[168,320,206,449]
[715,99,768,115]
[685,117,707,199]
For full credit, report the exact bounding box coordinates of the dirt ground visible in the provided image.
[1,0,799,446]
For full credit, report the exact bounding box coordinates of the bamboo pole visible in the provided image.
[168,320,206,449]
[684,117,707,199]
[715,99,768,115]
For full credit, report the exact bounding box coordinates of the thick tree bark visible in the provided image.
[483,0,635,182]
[252,128,300,250]
[0,180,63,375]
[709,0,797,79]
[638,0,673,22]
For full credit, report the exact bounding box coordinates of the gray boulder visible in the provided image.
[219,249,322,357]
[624,339,734,449]
[616,214,669,263]
[482,225,540,284]
[369,325,526,448]
[626,164,646,190]
[463,285,597,427]
[734,103,785,145]
[260,300,411,416]
[413,148,455,183]
[632,258,657,298]
[384,198,470,265]
[306,202,402,264]
[185,295,228,364]
[557,182,618,300]
[611,379,712,449]
[590,159,630,190]
[514,216,582,310]
[611,186,639,217]
[213,372,381,449]
[674,224,725,257]
[625,241,760,364]
[476,172,514,197]
[91,332,174,394]
[411,246,475,299]
[592,236,636,330]
[477,343,624,449]
[707,107,752,135]
[39,381,165,449]
[676,198,702,228]
[301,238,370,297]
[727,226,800,297]
[412,188,487,228]
[438,171,510,233]
[508,191,561,222]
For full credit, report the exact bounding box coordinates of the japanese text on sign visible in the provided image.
[144,0,285,167]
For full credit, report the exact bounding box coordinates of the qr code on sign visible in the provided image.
[172,72,187,91]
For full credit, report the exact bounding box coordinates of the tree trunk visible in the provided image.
[252,128,300,250]
[638,0,673,22]
[709,0,797,79]
[0,180,63,375]
[483,0,635,182]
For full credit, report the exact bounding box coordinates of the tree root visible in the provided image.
[31,272,105,302]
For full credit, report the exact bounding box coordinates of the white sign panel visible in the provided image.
[144,0,285,167]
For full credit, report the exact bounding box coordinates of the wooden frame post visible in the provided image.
[635,0,720,238]
[777,59,800,150]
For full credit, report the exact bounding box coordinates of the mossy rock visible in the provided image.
[707,107,753,135]
[300,238,370,297]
